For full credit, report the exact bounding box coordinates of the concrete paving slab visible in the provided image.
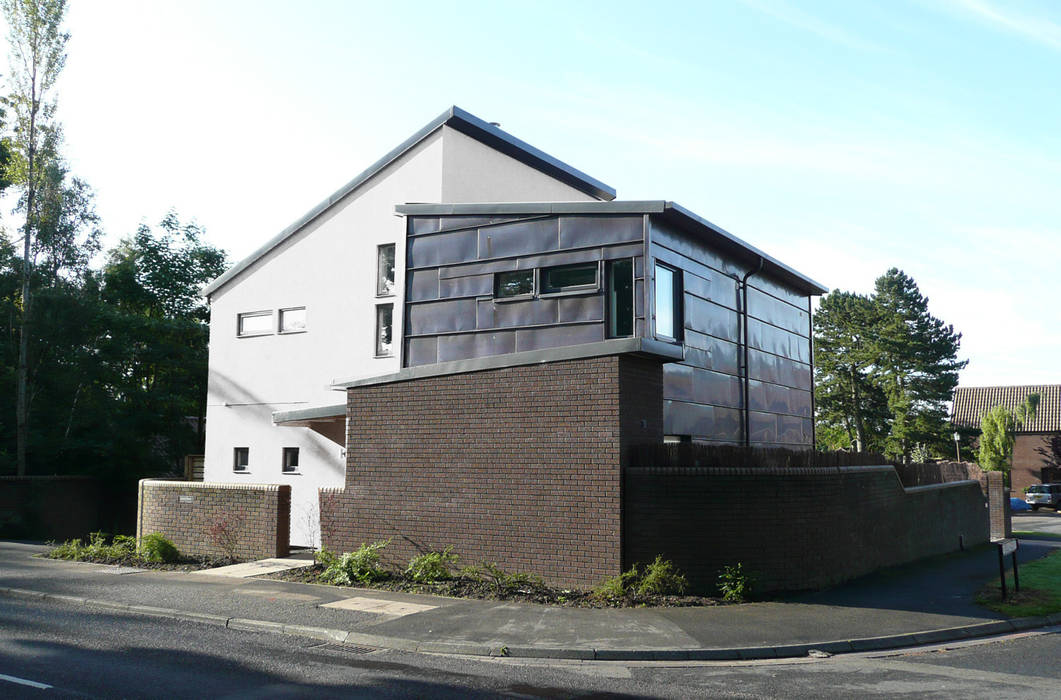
[198,558,315,578]
[94,566,146,575]
[234,587,322,603]
[322,596,438,617]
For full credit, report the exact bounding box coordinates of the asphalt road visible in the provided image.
[3,597,1061,699]
[1014,511,1061,536]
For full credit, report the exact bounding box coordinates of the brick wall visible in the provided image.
[0,476,102,540]
[1012,433,1056,496]
[625,465,989,593]
[320,354,663,588]
[986,470,1011,541]
[894,460,985,493]
[137,480,290,560]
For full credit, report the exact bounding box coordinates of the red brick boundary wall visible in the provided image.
[625,465,989,593]
[320,354,663,589]
[0,476,102,540]
[137,480,290,560]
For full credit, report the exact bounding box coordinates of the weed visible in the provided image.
[405,547,459,583]
[592,565,641,600]
[463,562,545,595]
[637,556,688,596]
[321,540,391,585]
[139,532,180,563]
[718,563,752,603]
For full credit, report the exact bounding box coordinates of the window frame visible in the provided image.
[376,243,396,297]
[653,261,683,342]
[539,261,601,297]
[281,447,300,474]
[493,269,535,302]
[236,311,273,338]
[233,447,250,473]
[375,303,394,358]
[277,306,307,335]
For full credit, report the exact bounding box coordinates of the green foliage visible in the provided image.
[637,555,688,596]
[593,564,641,600]
[405,547,458,583]
[979,394,1039,477]
[320,540,391,586]
[461,562,545,595]
[718,563,752,603]
[139,532,179,563]
[47,531,138,561]
[977,549,1061,618]
[315,547,338,568]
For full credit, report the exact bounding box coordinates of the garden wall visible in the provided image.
[137,480,290,560]
[624,465,989,593]
[0,476,102,541]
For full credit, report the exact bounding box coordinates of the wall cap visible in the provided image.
[138,479,289,494]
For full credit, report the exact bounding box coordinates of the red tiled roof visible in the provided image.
[951,385,1061,433]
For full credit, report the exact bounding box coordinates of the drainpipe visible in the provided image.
[741,256,765,447]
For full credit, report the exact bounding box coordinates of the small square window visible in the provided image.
[279,307,306,334]
[541,262,598,294]
[233,447,249,473]
[495,270,534,299]
[237,311,272,337]
[377,244,396,297]
[282,447,300,474]
[376,303,394,357]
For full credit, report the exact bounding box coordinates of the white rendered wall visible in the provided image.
[204,124,607,548]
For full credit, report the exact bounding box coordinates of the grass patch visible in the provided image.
[977,549,1061,617]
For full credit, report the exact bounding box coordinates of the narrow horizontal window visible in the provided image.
[377,243,396,297]
[282,447,299,474]
[278,307,306,334]
[495,270,534,298]
[376,303,394,357]
[237,311,272,337]
[233,447,249,473]
[541,262,598,294]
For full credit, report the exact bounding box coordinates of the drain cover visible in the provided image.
[314,643,378,655]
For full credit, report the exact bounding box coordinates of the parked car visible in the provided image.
[1024,483,1061,511]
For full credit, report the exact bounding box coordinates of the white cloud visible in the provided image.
[945,0,1061,51]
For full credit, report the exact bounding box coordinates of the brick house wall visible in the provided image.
[625,465,989,593]
[137,480,290,560]
[1012,433,1058,496]
[320,354,663,588]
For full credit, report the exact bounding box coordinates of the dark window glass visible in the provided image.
[233,447,249,472]
[495,270,533,298]
[282,447,299,473]
[606,259,633,338]
[376,304,393,356]
[654,262,682,340]
[541,262,597,294]
[377,244,396,296]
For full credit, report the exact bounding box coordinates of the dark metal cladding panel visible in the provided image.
[748,349,812,390]
[683,331,740,376]
[747,287,810,336]
[515,323,603,352]
[516,247,601,270]
[407,229,479,268]
[652,244,739,310]
[602,243,644,261]
[748,380,812,417]
[748,411,777,444]
[557,295,604,323]
[777,414,811,444]
[663,400,742,442]
[635,256,644,277]
[635,318,645,337]
[684,272,711,301]
[650,219,743,277]
[439,273,493,299]
[407,299,477,335]
[407,268,440,302]
[559,215,643,248]
[684,295,740,343]
[437,331,516,362]
[663,363,694,402]
[436,215,536,233]
[438,259,516,279]
[692,366,743,409]
[634,279,645,317]
[405,336,438,367]
[748,318,811,364]
[410,217,441,236]
[749,273,809,309]
[478,298,559,329]
[477,218,559,259]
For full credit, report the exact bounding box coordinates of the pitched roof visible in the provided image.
[202,106,615,298]
[395,201,829,296]
[951,385,1061,432]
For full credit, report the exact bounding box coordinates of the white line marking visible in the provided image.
[0,672,52,690]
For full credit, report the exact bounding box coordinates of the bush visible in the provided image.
[405,548,458,583]
[321,540,390,585]
[48,532,138,562]
[637,555,687,596]
[315,547,339,568]
[592,565,641,600]
[139,532,180,563]
[718,563,752,602]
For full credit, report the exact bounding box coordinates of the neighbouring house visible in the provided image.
[951,385,1061,496]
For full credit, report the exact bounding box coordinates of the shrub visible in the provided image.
[139,532,180,563]
[592,565,640,600]
[718,563,752,602]
[405,547,458,583]
[636,556,687,596]
[321,540,390,585]
[315,547,339,568]
[48,538,84,560]
[462,562,545,595]
[208,514,243,562]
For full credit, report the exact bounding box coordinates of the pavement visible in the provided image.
[3,516,1061,662]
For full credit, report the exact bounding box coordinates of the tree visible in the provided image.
[979,394,1039,484]
[3,0,68,476]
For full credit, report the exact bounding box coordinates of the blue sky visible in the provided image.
[12,0,1061,386]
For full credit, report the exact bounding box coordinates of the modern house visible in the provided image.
[201,106,826,549]
[951,385,1061,494]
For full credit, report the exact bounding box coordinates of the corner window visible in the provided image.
[237,311,272,337]
[606,259,633,338]
[541,262,598,295]
[654,262,682,341]
[495,270,534,299]
[278,307,306,334]
[377,244,396,297]
[282,447,300,474]
[233,447,249,473]
[375,303,393,357]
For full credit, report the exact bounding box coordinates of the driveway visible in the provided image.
[1014,510,1061,536]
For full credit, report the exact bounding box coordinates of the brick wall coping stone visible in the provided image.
[331,337,683,388]
[139,479,284,492]
[903,479,982,494]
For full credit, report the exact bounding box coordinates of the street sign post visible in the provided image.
[996,538,1019,600]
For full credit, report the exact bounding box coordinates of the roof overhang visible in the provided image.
[395,200,829,296]
[273,403,345,426]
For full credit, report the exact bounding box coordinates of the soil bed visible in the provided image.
[40,551,232,572]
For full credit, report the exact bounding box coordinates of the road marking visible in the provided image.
[0,672,52,690]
